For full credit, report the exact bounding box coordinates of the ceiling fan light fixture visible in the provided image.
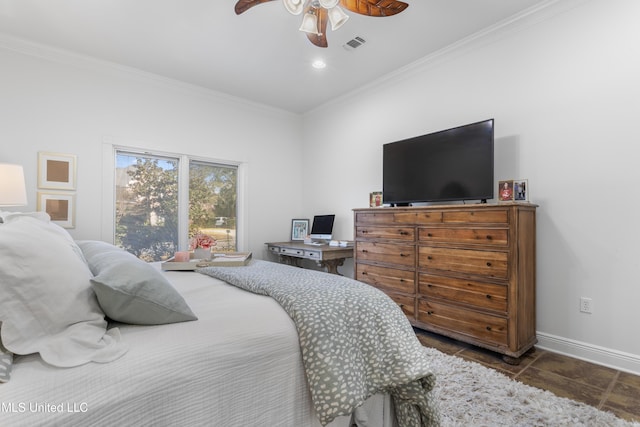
[318,0,339,8]
[299,10,320,34]
[327,6,349,31]
[283,0,304,15]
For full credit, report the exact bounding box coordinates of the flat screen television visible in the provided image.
[383,119,494,205]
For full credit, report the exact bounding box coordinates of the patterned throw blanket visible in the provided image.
[199,260,439,427]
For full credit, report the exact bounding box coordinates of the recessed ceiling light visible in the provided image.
[312,59,327,69]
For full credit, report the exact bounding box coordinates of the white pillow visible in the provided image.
[0,213,128,367]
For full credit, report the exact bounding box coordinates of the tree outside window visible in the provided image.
[115,151,237,261]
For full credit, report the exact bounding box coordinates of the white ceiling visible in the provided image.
[0,0,549,113]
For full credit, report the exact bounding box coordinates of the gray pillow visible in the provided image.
[77,240,198,325]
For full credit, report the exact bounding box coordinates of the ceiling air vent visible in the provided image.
[343,36,366,51]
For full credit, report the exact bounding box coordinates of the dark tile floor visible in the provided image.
[415,329,640,423]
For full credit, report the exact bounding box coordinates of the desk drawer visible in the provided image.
[304,250,321,260]
[280,247,305,257]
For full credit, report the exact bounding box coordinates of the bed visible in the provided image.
[0,212,438,426]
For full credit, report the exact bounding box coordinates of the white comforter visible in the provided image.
[0,266,393,427]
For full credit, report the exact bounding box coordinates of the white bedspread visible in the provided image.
[0,266,393,426]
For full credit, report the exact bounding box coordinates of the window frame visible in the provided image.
[101,141,247,253]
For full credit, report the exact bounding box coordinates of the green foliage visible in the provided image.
[116,158,178,261]
[116,156,238,260]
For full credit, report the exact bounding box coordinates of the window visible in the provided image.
[114,150,237,262]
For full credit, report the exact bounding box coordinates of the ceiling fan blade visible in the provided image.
[235,0,278,15]
[306,7,328,48]
[339,0,409,17]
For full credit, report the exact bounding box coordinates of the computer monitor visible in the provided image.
[310,215,335,241]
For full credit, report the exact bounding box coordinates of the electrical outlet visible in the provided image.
[580,297,593,314]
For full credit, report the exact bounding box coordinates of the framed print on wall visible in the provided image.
[37,191,76,228]
[291,219,309,241]
[38,152,77,190]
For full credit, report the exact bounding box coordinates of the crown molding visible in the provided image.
[0,32,297,119]
[306,0,592,116]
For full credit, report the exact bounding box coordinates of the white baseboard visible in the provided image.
[536,332,640,375]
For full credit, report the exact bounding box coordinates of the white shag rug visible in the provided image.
[424,347,639,427]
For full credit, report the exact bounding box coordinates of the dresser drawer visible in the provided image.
[418,246,508,279]
[418,299,507,346]
[356,211,442,225]
[356,263,414,294]
[418,274,507,313]
[418,227,508,247]
[356,241,415,267]
[356,226,415,241]
[443,209,508,224]
[387,292,415,319]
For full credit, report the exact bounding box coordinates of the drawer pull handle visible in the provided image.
[400,253,409,257]
[399,278,405,282]
[427,233,433,237]
[486,235,492,240]
[361,271,368,275]
[486,262,492,267]
[397,303,405,308]
[427,311,433,316]
[362,230,368,234]
[427,256,433,260]
[400,231,409,235]
[362,249,368,253]
[486,326,492,331]
[486,294,492,299]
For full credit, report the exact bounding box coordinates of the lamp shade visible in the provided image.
[283,0,304,15]
[328,6,349,31]
[318,0,339,8]
[0,163,27,206]
[299,11,320,34]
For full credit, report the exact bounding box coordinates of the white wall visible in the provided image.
[301,0,640,373]
[0,42,304,259]
[1,0,639,374]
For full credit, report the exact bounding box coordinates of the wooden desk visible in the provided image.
[266,241,353,275]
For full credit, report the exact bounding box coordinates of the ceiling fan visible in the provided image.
[234,0,409,48]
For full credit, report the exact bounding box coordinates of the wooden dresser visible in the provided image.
[353,203,537,363]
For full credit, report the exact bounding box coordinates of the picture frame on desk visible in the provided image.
[291,219,309,241]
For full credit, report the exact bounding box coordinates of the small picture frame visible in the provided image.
[37,191,76,228]
[369,191,383,207]
[513,179,529,202]
[38,152,77,190]
[291,219,309,241]
[498,180,514,202]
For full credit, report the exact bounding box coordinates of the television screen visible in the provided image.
[383,119,494,205]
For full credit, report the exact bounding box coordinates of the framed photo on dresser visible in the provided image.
[498,180,514,202]
[513,179,529,201]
